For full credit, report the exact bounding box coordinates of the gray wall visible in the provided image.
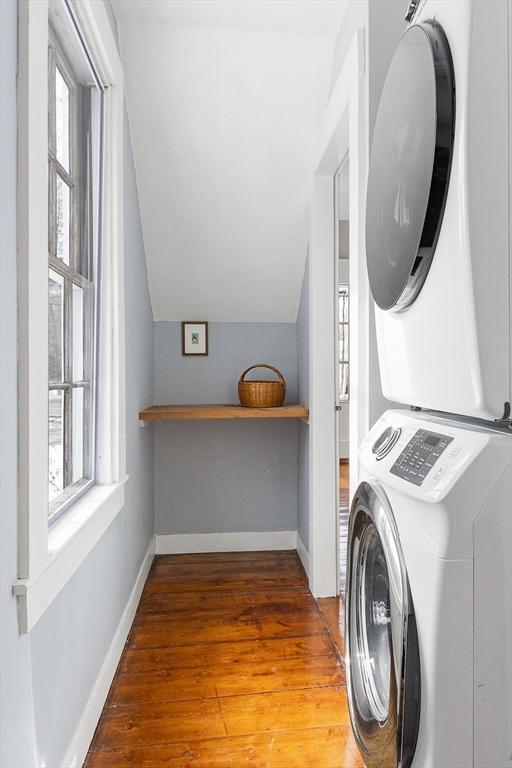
[296,258,310,551]
[153,322,299,535]
[155,420,298,534]
[153,321,298,404]
[0,2,154,763]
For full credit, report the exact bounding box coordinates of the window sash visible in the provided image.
[339,285,349,400]
[47,29,101,525]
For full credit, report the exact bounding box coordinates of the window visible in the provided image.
[15,0,126,634]
[339,284,349,401]
[47,24,103,523]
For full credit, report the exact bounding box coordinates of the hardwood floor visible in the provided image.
[317,596,345,660]
[339,460,349,507]
[85,551,362,767]
[339,460,350,594]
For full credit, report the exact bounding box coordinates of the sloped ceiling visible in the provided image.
[113,1,347,321]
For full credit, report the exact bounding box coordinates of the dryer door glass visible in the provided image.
[366,22,454,311]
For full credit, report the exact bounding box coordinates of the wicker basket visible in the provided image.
[238,364,286,408]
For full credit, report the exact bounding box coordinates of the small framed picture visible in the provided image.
[182,321,209,356]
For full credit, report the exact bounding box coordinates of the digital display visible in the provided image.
[424,435,440,447]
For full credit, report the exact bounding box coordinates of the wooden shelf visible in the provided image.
[138,403,309,422]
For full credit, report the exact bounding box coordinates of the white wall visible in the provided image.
[329,0,368,94]
[116,16,335,323]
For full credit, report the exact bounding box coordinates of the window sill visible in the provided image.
[13,477,128,634]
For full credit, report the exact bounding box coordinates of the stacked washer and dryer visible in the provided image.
[345,1,512,767]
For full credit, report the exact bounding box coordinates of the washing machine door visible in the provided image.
[346,481,420,768]
[366,21,454,311]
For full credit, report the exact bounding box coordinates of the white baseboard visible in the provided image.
[155,530,297,555]
[296,533,309,576]
[63,536,155,768]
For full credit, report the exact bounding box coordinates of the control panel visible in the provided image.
[390,429,453,486]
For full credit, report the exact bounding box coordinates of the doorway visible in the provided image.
[308,28,369,598]
[334,155,350,598]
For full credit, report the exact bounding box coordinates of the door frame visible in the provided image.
[308,28,370,597]
[334,155,350,596]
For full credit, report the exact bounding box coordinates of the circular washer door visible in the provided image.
[366,21,455,311]
[346,482,421,768]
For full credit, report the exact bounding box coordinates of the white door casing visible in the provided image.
[308,28,369,597]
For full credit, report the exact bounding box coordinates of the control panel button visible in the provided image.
[430,464,448,484]
[390,429,453,486]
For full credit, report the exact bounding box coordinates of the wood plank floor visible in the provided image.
[318,596,345,660]
[339,460,349,507]
[85,551,362,767]
[339,460,350,594]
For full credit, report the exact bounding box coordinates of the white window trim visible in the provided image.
[14,0,127,634]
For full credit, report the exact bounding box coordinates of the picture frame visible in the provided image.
[181,321,209,356]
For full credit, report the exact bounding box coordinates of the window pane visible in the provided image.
[48,270,64,381]
[339,289,349,323]
[338,284,349,401]
[48,389,64,505]
[72,387,84,483]
[56,175,70,264]
[339,363,349,400]
[56,67,70,171]
[339,325,349,363]
[72,283,84,380]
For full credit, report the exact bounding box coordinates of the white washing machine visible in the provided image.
[345,409,512,768]
[365,0,511,422]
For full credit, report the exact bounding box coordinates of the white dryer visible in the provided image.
[346,409,512,768]
[365,0,511,422]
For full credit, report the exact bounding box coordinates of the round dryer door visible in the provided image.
[366,22,455,311]
[346,482,421,768]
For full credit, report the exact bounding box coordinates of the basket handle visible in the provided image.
[238,364,286,386]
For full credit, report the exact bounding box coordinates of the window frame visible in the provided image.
[14,0,127,634]
[47,28,99,524]
[338,283,349,402]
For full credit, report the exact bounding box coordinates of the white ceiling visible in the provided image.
[113,1,347,38]
[113,1,346,322]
